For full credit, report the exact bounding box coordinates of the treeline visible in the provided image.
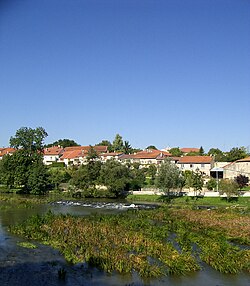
[169,146,249,162]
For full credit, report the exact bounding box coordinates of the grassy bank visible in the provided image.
[127,194,250,208]
[9,206,250,278]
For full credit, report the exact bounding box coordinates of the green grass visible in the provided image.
[127,194,250,208]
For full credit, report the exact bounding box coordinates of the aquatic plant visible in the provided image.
[17,241,37,249]
[9,206,250,277]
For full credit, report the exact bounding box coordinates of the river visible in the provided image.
[0,197,249,286]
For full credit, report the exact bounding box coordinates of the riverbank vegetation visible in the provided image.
[9,206,250,278]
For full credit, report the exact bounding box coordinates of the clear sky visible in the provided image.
[1,0,249,152]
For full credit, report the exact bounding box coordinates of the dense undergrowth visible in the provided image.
[9,206,250,277]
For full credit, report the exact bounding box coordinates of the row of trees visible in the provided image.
[169,146,249,162]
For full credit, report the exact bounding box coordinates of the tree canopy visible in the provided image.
[1,127,49,194]
[10,127,48,153]
[169,147,183,157]
[45,138,79,148]
[155,159,184,196]
[112,134,124,151]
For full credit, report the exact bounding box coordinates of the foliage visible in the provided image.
[207,148,226,162]
[199,146,205,155]
[123,140,132,154]
[10,127,48,153]
[10,207,250,277]
[206,178,217,191]
[192,170,204,195]
[48,168,71,190]
[225,147,249,162]
[1,127,49,194]
[183,170,193,190]
[146,145,157,150]
[45,138,79,148]
[70,161,102,191]
[27,161,49,194]
[17,241,37,249]
[112,134,124,151]
[219,179,239,200]
[155,159,184,196]
[169,147,183,157]
[186,151,199,156]
[145,164,157,185]
[129,164,146,191]
[86,145,99,161]
[235,174,249,190]
[99,159,130,197]
[95,140,113,152]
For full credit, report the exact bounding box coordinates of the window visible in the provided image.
[190,164,193,168]
[201,164,205,168]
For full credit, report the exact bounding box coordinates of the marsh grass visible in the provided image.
[17,241,37,249]
[9,207,250,277]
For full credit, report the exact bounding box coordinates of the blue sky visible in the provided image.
[1,0,250,152]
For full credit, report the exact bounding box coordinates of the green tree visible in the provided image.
[27,161,49,194]
[146,145,157,150]
[183,170,194,190]
[155,159,184,197]
[123,141,132,154]
[225,147,249,162]
[146,164,157,185]
[10,127,48,153]
[45,139,79,148]
[112,134,124,151]
[0,154,15,188]
[206,178,217,191]
[70,151,102,192]
[219,179,239,201]
[99,159,130,197]
[129,163,146,191]
[3,127,50,194]
[48,168,71,190]
[192,170,204,196]
[207,148,226,162]
[199,146,205,155]
[169,147,183,157]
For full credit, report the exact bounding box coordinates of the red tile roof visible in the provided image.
[60,150,83,160]
[43,146,64,155]
[178,156,213,164]
[180,148,200,153]
[0,147,16,157]
[119,150,171,160]
[236,156,250,162]
[64,146,108,154]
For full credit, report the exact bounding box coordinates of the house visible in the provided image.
[43,146,64,165]
[64,145,108,154]
[177,156,214,176]
[119,149,171,166]
[223,156,250,180]
[100,152,123,163]
[0,147,16,159]
[59,149,85,166]
[58,145,108,166]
